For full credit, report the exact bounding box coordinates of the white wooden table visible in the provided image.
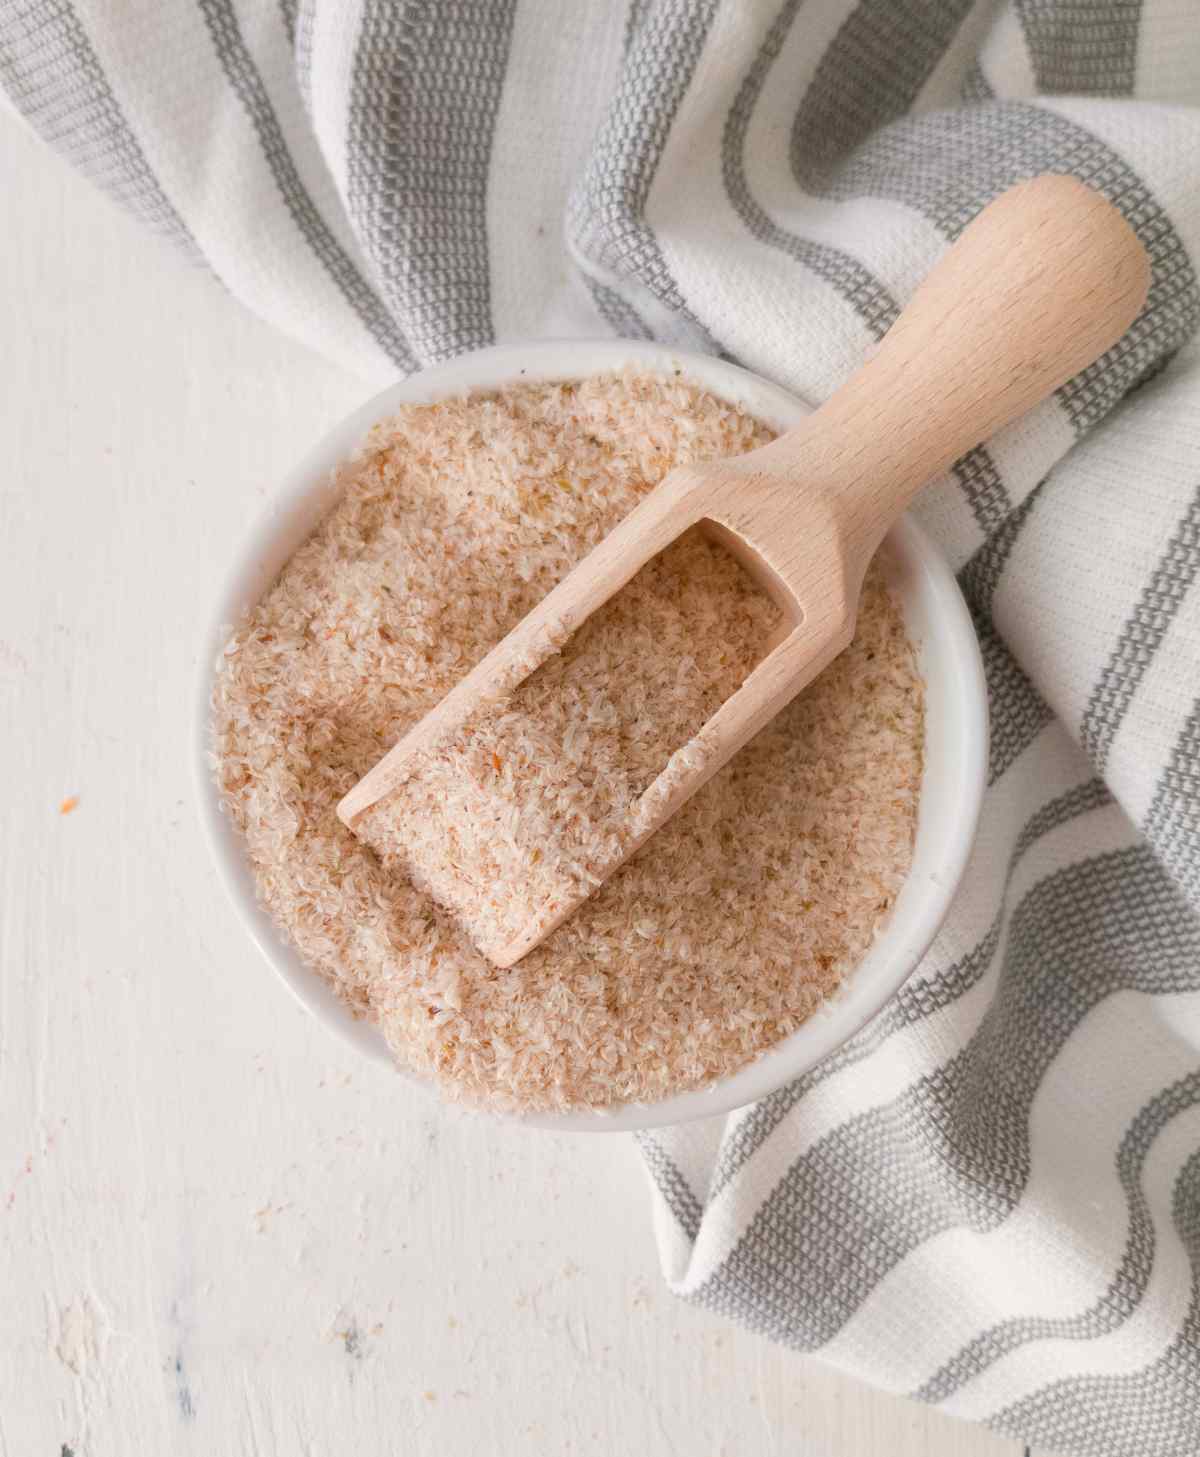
[1,121,1031,1457]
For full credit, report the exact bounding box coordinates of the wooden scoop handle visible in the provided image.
[338,175,1150,967]
[789,175,1149,561]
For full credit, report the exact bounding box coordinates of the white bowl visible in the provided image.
[196,341,987,1132]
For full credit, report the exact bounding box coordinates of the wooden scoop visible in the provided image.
[339,175,1149,965]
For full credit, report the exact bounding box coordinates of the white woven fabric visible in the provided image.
[6,3,1200,1451]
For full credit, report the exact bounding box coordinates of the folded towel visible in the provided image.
[6,4,1199,1452]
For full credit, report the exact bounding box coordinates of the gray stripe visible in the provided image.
[990,1143,1200,1457]
[919,1070,1200,1403]
[347,0,517,365]
[566,0,728,356]
[0,0,200,261]
[584,275,656,341]
[960,60,995,103]
[958,481,1045,616]
[1082,485,1200,773]
[1015,0,1142,97]
[1127,349,1179,399]
[1143,695,1200,908]
[623,0,654,56]
[721,0,900,343]
[703,777,1112,1200]
[197,0,414,371]
[952,446,1013,539]
[688,846,1200,1348]
[794,100,1200,438]
[977,618,1054,785]
[789,0,975,197]
[636,1131,704,1242]
[278,0,298,48]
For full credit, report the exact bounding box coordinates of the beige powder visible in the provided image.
[357,529,782,964]
[212,372,923,1113]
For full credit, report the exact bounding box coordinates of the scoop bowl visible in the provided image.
[195,340,988,1132]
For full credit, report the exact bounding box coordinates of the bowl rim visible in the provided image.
[194,339,988,1132]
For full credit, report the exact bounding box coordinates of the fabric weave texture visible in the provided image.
[5,2,1200,1451]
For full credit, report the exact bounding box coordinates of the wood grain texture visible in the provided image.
[0,121,1024,1457]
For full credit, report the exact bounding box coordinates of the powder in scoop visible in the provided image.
[212,372,923,1113]
[356,529,781,963]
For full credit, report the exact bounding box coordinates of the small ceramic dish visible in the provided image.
[195,340,988,1132]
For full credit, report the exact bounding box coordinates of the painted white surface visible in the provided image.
[0,121,1024,1457]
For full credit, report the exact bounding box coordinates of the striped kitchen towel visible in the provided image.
[6,2,1200,1451]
